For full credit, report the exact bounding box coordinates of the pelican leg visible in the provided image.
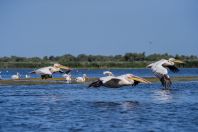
[164,75,172,89]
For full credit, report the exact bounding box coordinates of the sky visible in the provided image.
[0,0,197,57]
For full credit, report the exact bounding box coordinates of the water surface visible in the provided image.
[0,69,198,131]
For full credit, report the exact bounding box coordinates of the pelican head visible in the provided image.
[53,63,71,70]
[103,71,114,76]
[168,58,184,64]
[125,74,151,84]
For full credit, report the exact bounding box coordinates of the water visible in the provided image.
[1,68,198,79]
[0,69,198,131]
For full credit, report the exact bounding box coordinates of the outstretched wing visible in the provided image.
[89,80,103,88]
[104,78,121,88]
[165,65,179,73]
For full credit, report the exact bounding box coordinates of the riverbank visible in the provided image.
[0,76,198,85]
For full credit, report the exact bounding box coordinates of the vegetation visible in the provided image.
[0,53,198,68]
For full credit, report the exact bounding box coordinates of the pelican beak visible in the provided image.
[173,59,184,64]
[58,65,72,70]
[130,76,151,84]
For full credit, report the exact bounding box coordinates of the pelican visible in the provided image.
[25,74,31,79]
[147,58,184,89]
[103,71,114,76]
[11,72,20,80]
[75,74,88,83]
[63,74,72,83]
[31,63,71,79]
[89,74,150,88]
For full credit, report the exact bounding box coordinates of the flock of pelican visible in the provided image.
[2,58,184,89]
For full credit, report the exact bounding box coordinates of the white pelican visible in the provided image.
[25,74,31,79]
[63,74,72,83]
[89,74,150,88]
[75,74,88,83]
[31,63,71,79]
[147,58,184,89]
[103,71,114,76]
[11,72,20,80]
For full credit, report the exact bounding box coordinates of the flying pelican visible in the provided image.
[11,72,20,80]
[75,74,88,83]
[103,71,114,76]
[147,58,184,89]
[31,63,71,79]
[63,74,72,83]
[89,74,150,88]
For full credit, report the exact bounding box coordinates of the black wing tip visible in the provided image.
[88,80,103,88]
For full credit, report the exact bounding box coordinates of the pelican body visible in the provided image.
[75,74,88,83]
[11,72,20,80]
[147,58,184,89]
[31,64,71,79]
[63,74,72,83]
[89,74,150,88]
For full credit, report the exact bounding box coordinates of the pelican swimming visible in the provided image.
[147,58,184,89]
[25,74,31,79]
[31,63,71,79]
[103,71,114,76]
[11,72,20,80]
[75,74,88,83]
[63,74,72,83]
[89,74,150,88]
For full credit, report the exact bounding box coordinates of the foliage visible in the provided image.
[0,53,198,68]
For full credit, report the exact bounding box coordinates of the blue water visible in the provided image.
[1,68,198,79]
[0,69,198,132]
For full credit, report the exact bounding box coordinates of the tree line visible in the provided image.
[0,53,198,68]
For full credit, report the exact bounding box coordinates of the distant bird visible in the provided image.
[31,63,72,79]
[11,72,20,80]
[103,71,114,76]
[75,74,88,83]
[147,58,184,89]
[89,74,150,88]
[25,74,31,79]
[63,74,72,83]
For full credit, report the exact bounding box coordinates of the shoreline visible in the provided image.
[0,76,198,86]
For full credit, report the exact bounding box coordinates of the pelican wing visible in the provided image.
[132,81,139,86]
[104,78,121,88]
[165,65,179,73]
[64,69,72,74]
[34,67,52,75]
[89,80,103,88]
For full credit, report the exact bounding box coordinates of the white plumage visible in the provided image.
[75,74,88,83]
[63,74,72,83]
[11,72,20,80]
[31,63,71,79]
[147,58,184,89]
[89,74,150,88]
[25,74,31,79]
[103,71,114,76]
